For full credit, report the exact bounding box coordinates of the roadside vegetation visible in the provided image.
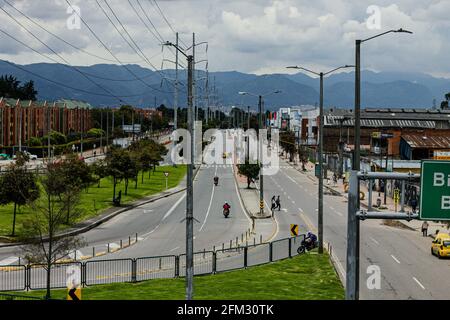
[0,139,185,240]
[4,252,344,300]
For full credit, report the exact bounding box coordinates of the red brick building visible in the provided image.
[0,98,93,148]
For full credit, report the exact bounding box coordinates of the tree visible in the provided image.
[20,163,85,299]
[441,92,450,110]
[238,163,260,189]
[0,75,37,100]
[55,154,93,224]
[105,147,132,202]
[0,158,39,236]
[280,131,297,162]
[91,159,108,188]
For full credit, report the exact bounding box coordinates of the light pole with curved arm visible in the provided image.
[286,65,355,255]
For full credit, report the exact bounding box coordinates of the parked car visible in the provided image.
[431,233,450,259]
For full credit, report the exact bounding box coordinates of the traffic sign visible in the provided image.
[67,287,81,301]
[420,160,450,220]
[290,224,298,237]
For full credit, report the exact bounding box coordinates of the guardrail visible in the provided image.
[0,234,305,292]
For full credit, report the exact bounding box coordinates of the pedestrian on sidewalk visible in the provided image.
[421,221,429,237]
[275,196,281,211]
[410,197,418,213]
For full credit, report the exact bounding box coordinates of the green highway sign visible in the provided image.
[420,160,450,220]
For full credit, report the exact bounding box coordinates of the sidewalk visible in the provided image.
[284,154,450,239]
[232,165,277,243]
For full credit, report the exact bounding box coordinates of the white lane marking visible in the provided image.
[370,237,379,245]
[199,165,218,232]
[162,193,186,221]
[170,246,180,252]
[141,225,161,238]
[413,277,425,290]
[287,175,297,185]
[391,255,401,264]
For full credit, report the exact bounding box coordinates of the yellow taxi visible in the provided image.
[431,233,450,259]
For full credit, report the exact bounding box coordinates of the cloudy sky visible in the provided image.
[0,0,449,78]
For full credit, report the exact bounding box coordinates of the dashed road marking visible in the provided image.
[391,255,401,264]
[413,277,425,290]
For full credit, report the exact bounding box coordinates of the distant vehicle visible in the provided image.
[431,233,450,259]
[0,153,10,160]
[13,151,38,160]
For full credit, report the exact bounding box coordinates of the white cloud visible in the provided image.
[0,0,448,77]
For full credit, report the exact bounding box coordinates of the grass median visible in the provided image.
[4,252,344,300]
[0,165,186,239]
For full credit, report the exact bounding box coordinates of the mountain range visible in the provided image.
[1,60,449,111]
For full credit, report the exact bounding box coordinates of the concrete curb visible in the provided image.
[0,166,199,249]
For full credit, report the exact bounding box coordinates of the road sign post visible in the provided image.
[420,160,450,220]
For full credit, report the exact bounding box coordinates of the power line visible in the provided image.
[151,0,189,49]
[0,6,129,104]
[0,55,145,98]
[130,0,185,69]
[2,0,147,65]
[65,0,169,95]
[96,0,176,97]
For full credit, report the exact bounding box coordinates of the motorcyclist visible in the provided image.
[223,202,231,216]
[304,231,317,249]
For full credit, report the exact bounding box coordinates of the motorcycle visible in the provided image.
[223,208,230,218]
[297,238,318,254]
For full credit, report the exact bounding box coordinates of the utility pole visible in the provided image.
[80,108,84,156]
[186,54,194,300]
[318,73,324,254]
[100,109,103,151]
[174,32,179,130]
[106,109,109,150]
[258,95,264,216]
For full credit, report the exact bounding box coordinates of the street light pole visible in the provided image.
[347,28,412,301]
[287,65,354,255]
[258,95,264,216]
[318,72,324,254]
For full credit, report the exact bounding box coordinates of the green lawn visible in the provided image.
[0,165,186,239]
[4,252,344,300]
